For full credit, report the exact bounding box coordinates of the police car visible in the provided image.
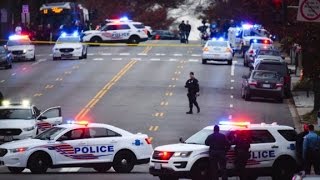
[6,35,35,61]
[149,121,298,180]
[82,18,148,44]
[52,32,87,60]
[0,121,153,174]
[202,37,233,65]
[0,100,62,144]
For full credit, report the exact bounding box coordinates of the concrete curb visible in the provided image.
[287,98,302,133]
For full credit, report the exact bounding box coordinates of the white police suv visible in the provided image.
[149,121,298,180]
[82,18,148,44]
[0,121,153,174]
[0,100,62,144]
[6,35,35,61]
[52,32,87,60]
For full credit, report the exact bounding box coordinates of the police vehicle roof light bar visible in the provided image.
[67,120,89,126]
[9,35,29,41]
[219,121,251,126]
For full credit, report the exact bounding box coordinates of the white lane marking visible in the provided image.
[112,58,122,61]
[11,73,16,76]
[22,67,27,70]
[155,53,166,56]
[173,54,183,56]
[32,58,47,65]
[230,104,234,108]
[191,54,201,57]
[188,59,199,62]
[169,59,177,61]
[230,87,234,90]
[101,53,112,56]
[230,95,234,99]
[119,53,130,56]
[138,53,147,56]
[39,58,47,62]
[231,79,235,82]
[0,80,5,83]
[231,60,236,76]
[59,167,81,172]
[36,54,46,57]
[132,58,141,61]
[87,53,94,56]
[49,54,53,56]
[93,58,104,61]
[23,169,31,173]
[150,58,161,61]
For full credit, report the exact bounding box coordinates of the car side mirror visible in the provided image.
[179,137,184,143]
[37,116,47,120]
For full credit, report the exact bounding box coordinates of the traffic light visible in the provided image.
[271,0,287,25]
[272,0,282,10]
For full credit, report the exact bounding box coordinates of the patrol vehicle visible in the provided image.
[0,100,62,144]
[82,19,148,45]
[6,35,35,61]
[149,121,298,180]
[52,32,87,60]
[202,37,233,65]
[0,121,153,174]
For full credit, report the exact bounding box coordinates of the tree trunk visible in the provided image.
[313,76,320,113]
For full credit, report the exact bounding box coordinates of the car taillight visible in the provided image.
[275,83,283,89]
[249,50,254,54]
[145,138,152,144]
[249,81,257,87]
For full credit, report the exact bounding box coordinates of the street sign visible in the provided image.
[297,0,320,22]
[22,5,29,14]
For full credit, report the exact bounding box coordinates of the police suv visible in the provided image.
[0,100,62,144]
[52,32,88,60]
[6,35,35,61]
[82,19,148,44]
[0,121,153,174]
[149,121,298,180]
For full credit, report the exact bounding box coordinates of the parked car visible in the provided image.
[0,46,12,69]
[151,30,179,40]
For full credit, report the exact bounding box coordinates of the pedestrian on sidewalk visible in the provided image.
[234,130,251,180]
[303,124,320,175]
[178,20,187,43]
[185,72,200,114]
[296,124,309,171]
[185,21,191,44]
[205,125,230,180]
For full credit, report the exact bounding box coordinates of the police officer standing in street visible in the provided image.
[234,130,251,180]
[303,124,320,174]
[185,72,200,114]
[205,125,230,180]
[296,124,309,171]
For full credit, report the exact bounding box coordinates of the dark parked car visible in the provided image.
[254,59,292,97]
[151,30,179,40]
[241,70,284,102]
[0,46,12,69]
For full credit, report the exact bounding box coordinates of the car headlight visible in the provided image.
[23,126,35,131]
[23,49,27,53]
[9,147,28,153]
[173,151,192,157]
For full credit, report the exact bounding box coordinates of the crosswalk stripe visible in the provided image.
[173,54,183,56]
[112,58,122,61]
[87,53,94,56]
[93,58,104,61]
[191,54,201,57]
[119,53,130,56]
[138,53,147,56]
[59,167,81,172]
[100,53,112,56]
[150,58,160,61]
[169,59,177,61]
[189,59,199,62]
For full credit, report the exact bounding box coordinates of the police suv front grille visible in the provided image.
[0,129,22,136]
[11,50,24,55]
[59,48,74,53]
[0,148,7,157]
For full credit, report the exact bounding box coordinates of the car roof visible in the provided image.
[57,123,133,135]
[204,123,294,131]
[252,70,278,74]
[259,59,285,64]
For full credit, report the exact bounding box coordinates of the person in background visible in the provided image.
[205,125,230,180]
[303,124,320,175]
[296,124,309,171]
[185,21,191,44]
[185,72,200,114]
[178,20,187,43]
[234,130,251,180]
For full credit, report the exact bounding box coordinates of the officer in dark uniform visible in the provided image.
[303,124,320,174]
[205,125,230,180]
[234,130,251,180]
[0,91,3,106]
[185,72,200,114]
[296,124,309,171]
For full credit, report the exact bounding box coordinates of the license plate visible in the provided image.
[62,54,72,57]
[154,163,161,170]
[262,84,271,88]
[3,136,13,142]
[212,54,220,57]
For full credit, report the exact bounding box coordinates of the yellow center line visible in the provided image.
[75,60,137,120]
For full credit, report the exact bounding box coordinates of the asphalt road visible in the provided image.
[0,40,294,180]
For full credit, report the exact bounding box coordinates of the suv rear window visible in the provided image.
[251,130,275,143]
[133,24,145,29]
[278,130,297,141]
[256,63,287,76]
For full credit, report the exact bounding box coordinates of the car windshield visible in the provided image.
[258,50,280,56]
[253,71,279,80]
[0,109,33,120]
[7,39,31,46]
[57,37,80,43]
[208,41,228,47]
[35,127,66,140]
[256,63,287,76]
[185,129,228,145]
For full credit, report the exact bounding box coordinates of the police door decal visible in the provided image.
[46,143,114,160]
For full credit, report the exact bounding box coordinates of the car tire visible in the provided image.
[159,176,178,180]
[241,87,245,99]
[128,36,140,45]
[113,151,136,173]
[93,164,112,173]
[244,89,251,101]
[83,50,87,59]
[191,160,209,180]
[8,167,25,174]
[202,59,207,64]
[90,37,102,46]
[227,60,232,65]
[272,158,297,180]
[32,55,36,61]
[27,152,51,174]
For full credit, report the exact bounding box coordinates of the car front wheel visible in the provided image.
[113,151,136,173]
